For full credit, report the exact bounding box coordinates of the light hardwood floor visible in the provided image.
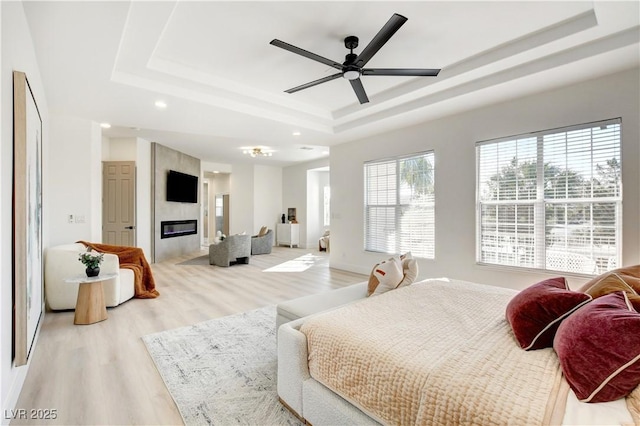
[13,247,365,425]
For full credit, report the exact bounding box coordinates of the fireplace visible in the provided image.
[161,220,197,239]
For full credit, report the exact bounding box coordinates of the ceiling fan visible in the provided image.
[270,13,440,105]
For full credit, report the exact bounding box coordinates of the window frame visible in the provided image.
[475,118,622,275]
[364,150,435,259]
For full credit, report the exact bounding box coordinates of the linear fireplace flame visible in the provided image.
[161,220,197,239]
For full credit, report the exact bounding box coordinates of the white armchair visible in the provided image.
[44,243,135,310]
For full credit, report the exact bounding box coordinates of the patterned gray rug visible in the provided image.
[142,306,302,426]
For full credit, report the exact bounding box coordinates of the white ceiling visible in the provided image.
[23,1,640,167]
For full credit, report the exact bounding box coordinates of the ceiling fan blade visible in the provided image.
[355,13,407,68]
[270,39,343,70]
[350,78,369,104]
[362,68,441,77]
[285,73,343,94]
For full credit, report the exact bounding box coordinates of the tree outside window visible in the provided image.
[365,151,435,259]
[477,119,621,274]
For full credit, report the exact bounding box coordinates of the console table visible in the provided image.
[277,223,299,248]
[65,273,116,325]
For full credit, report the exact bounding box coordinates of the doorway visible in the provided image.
[203,181,209,244]
[102,161,136,245]
[215,194,230,237]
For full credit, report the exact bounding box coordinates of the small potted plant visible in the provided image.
[78,252,104,277]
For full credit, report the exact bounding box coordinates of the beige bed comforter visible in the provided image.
[301,278,566,425]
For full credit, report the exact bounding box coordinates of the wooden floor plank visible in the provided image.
[12,247,365,425]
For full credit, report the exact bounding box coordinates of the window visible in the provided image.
[477,119,621,274]
[364,151,435,258]
[323,185,331,227]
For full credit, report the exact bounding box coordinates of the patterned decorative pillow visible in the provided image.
[505,277,591,350]
[257,226,268,237]
[578,265,640,293]
[554,292,640,402]
[582,272,640,302]
[367,256,404,296]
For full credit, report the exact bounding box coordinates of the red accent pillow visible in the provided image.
[554,292,640,402]
[505,277,591,350]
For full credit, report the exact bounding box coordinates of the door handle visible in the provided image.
[125,226,136,230]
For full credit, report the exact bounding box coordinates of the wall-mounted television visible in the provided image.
[166,170,198,203]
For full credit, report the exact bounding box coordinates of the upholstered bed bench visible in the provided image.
[276,281,376,424]
[276,281,367,329]
[275,252,417,328]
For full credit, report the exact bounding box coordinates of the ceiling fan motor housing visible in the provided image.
[343,39,360,80]
[344,35,359,50]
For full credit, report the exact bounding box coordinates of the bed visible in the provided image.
[277,278,638,425]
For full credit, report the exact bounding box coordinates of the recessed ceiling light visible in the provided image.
[213,171,220,174]
[300,146,313,150]
[100,123,111,129]
[155,100,167,109]
[292,131,301,136]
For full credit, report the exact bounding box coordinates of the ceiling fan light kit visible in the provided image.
[243,147,273,157]
[270,13,441,105]
[343,70,360,81]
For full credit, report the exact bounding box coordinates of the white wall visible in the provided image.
[48,114,102,246]
[0,1,49,416]
[254,165,282,234]
[201,161,231,174]
[282,158,329,248]
[331,68,640,291]
[107,137,136,160]
[211,172,230,194]
[229,163,253,235]
[223,164,283,237]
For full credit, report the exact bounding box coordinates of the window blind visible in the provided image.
[365,151,435,258]
[477,119,621,274]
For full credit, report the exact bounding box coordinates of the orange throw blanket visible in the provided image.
[78,241,160,299]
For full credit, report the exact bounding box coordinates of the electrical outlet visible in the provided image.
[75,215,85,223]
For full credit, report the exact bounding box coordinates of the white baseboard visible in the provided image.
[328,261,371,276]
[2,364,29,425]
[2,315,44,425]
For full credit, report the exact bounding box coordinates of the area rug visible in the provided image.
[142,306,302,426]
[176,254,210,266]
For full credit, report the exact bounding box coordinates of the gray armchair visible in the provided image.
[251,229,274,255]
[209,234,251,267]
